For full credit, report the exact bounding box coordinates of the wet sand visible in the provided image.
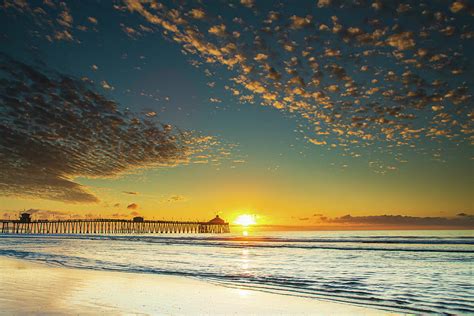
[0,257,398,315]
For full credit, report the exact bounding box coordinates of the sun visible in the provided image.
[234,214,256,227]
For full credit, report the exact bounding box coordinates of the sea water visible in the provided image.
[0,230,473,314]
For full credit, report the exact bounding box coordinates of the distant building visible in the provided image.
[19,213,31,223]
[208,215,225,224]
[133,216,144,222]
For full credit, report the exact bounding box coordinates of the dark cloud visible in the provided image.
[322,214,474,228]
[127,203,138,210]
[0,54,196,203]
[122,191,138,195]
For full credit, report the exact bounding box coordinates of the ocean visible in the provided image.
[0,230,473,314]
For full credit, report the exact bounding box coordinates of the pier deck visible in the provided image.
[0,219,230,235]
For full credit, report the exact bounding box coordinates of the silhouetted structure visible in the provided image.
[19,213,31,223]
[1,216,229,235]
[208,215,225,224]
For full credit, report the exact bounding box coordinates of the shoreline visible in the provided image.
[0,256,398,315]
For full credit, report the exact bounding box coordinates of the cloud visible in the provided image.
[53,30,73,41]
[100,80,114,90]
[122,191,138,195]
[121,0,473,167]
[130,211,140,216]
[240,0,255,8]
[317,0,333,7]
[165,195,187,203]
[189,8,205,19]
[1,208,78,220]
[2,1,79,42]
[0,55,215,203]
[87,16,98,25]
[57,5,73,28]
[289,15,312,30]
[208,24,226,37]
[386,32,416,50]
[321,214,474,228]
[112,212,128,218]
[127,203,139,210]
[209,97,222,103]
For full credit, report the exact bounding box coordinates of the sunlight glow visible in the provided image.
[237,289,250,297]
[234,214,256,227]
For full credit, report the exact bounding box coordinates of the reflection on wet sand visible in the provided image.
[0,257,395,315]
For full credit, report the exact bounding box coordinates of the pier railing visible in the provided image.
[0,219,230,235]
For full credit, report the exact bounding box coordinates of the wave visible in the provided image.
[2,234,473,244]
[1,248,473,315]
[2,234,473,253]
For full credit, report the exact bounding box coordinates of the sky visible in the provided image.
[0,0,473,229]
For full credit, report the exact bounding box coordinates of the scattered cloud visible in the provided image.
[1,208,80,220]
[209,97,222,103]
[1,1,79,41]
[87,16,98,25]
[165,195,187,203]
[127,203,139,210]
[7,0,469,170]
[111,212,128,217]
[240,0,255,9]
[121,0,473,167]
[100,80,114,90]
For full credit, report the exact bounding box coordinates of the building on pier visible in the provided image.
[208,215,225,224]
[19,213,31,223]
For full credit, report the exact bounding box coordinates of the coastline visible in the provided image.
[0,256,398,315]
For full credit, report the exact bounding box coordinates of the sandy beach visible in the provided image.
[0,257,397,315]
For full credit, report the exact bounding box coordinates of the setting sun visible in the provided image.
[234,214,256,227]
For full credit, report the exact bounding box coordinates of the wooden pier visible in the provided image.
[0,216,230,235]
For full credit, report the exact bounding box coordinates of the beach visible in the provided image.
[0,257,395,315]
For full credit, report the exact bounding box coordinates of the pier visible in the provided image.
[0,214,230,235]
